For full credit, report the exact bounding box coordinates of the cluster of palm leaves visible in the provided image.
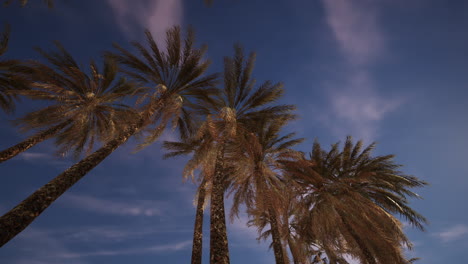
[0,4,427,264]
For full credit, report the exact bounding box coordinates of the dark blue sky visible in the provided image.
[1,0,467,263]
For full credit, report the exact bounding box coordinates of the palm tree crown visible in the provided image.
[0,26,218,247]
[230,116,302,264]
[109,26,218,146]
[13,42,138,157]
[0,24,28,114]
[230,116,302,217]
[283,137,427,264]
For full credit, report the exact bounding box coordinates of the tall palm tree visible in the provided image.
[191,178,208,264]
[283,137,427,264]
[230,116,302,264]
[163,135,217,264]
[203,45,294,264]
[166,45,294,264]
[0,24,28,114]
[3,0,54,8]
[0,26,217,247]
[0,42,138,163]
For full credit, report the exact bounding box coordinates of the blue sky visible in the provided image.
[0,0,467,263]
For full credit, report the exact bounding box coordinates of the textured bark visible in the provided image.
[287,237,302,264]
[269,207,286,264]
[0,122,140,247]
[191,179,207,264]
[0,120,72,163]
[209,144,230,264]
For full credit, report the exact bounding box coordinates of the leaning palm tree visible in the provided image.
[0,42,138,163]
[0,26,217,247]
[0,24,28,114]
[3,0,54,8]
[283,137,427,264]
[230,116,302,264]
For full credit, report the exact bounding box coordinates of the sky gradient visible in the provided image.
[1,0,467,263]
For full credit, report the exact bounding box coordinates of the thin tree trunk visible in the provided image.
[191,179,207,264]
[269,207,286,264]
[287,237,302,264]
[0,120,72,163]
[209,144,229,264]
[0,122,141,247]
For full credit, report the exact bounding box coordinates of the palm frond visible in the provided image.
[13,42,139,158]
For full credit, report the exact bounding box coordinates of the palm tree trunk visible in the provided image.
[287,237,302,264]
[209,144,230,264]
[191,179,207,264]
[269,207,287,264]
[0,120,72,163]
[0,122,140,247]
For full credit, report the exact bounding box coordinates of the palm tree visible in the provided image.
[0,42,138,163]
[202,45,294,264]
[230,116,302,264]
[191,178,208,264]
[3,0,54,8]
[163,136,217,264]
[0,26,217,247]
[0,24,28,114]
[166,45,294,263]
[275,184,330,264]
[283,137,427,264]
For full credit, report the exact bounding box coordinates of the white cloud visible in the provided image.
[106,0,183,40]
[434,224,468,243]
[321,71,403,141]
[318,0,401,141]
[60,193,164,217]
[321,0,384,65]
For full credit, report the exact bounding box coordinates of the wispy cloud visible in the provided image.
[227,212,275,263]
[106,0,183,40]
[433,224,468,243]
[322,0,384,65]
[319,71,403,141]
[60,193,164,217]
[57,240,191,258]
[318,0,401,141]
[4,227,190,263]
[19,152,49,160]
[55,225,192,242]
[226,201,269,250]
[6,228,87,264]
[17,151,72,167]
